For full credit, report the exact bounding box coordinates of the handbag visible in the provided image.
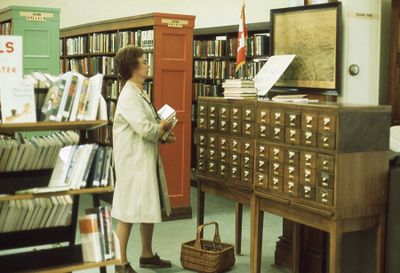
[180,222,235,273]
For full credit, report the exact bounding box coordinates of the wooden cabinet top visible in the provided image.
[60,12,195,38]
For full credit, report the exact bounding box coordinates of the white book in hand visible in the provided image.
[157,104,177,142]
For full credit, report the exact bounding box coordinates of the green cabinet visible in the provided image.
[0,6,60,75]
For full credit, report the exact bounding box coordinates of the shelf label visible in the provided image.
[19,11,54,22]
[161,18,188,28]
[348,12,379,20]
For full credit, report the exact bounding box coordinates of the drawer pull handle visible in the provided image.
[210,150,214,156]
[221,108,226,114]
[274,113,281,119]
[210,120,215,125]
[289,152,295,158]
[305,132,312,139]
[220,165,225,171]
[322,182,328,187]
[322,192,328,198]
[245,157,249,163]
[232,155,237,160]
[221,139,226,145]
[259,161,264,167]
[221,152,225,158]
[210,107,215,112]
[244,171,249,177]
[260,111,266,118]
[322,176,328,182]
[323,117,331,125]
[200,106,205,111]
[260,126,266,133]
[209,162,214,168]
[245,143,250,149]
[221,121,226,126]
[288,182,295,189]
[273,163,279,170]
[289,167,294,174]
[323,137,328,142]
[323,160,328,165]
[246,124,251,130]
[246,109,251,116]
[305,154,312,161]
[233,109,238,114]
[290,130,296,137]
[258,175,264,181]
[306,116,313,123]
[260,146,265,153]
[304,186,311,193]
[274,149,279,155]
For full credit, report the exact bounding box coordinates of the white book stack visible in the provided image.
[157,104,178,142]
[222,79,258,100]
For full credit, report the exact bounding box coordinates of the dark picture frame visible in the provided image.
[270,2,342,94]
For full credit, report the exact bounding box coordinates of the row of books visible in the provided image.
[46,144,114,191]
[91,125,113,145]
[107,101,116,123]
[62,52,154,77]
[0,22,11,35]
[0,195,73,233]
[39,71,105,122]
[193,60,227,80]
[63,29,155,56]
[104,79,123,100]
[79,206,119,262]
[193,83,220,99]
[0,131,79,172]
[193,34,269,58]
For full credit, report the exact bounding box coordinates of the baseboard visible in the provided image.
[162,206,192,221]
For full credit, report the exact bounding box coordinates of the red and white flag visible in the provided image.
[236,0,248,71]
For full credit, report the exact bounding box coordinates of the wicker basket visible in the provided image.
[180,222,235,273]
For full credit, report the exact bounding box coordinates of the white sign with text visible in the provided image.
[0,35,23,79]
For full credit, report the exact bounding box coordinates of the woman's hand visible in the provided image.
[166,132,176,144]
[160,120,172,131]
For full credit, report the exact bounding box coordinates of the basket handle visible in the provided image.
[194,221,221,249]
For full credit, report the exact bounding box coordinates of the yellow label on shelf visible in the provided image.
[161,18,188,28]
[19,11,54,22]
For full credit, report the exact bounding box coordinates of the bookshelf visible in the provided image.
[60,13,195,218]
[0,5,60,75]
[191,22,270,173]
[0,121,119,273]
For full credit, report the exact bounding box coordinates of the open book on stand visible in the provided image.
[157,104,177,142]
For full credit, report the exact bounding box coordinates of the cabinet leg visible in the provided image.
[197,181,205,238]
[292,222,301,273]
[376,213,386,273]
[250,196,264,273]
[329,224,342,273]
[235,202,243,255]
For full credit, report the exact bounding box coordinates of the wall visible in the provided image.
[0,0,290,28]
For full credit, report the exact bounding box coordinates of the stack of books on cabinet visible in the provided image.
[222,79,257,99]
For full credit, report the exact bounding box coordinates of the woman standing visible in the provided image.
[112,46,175,273]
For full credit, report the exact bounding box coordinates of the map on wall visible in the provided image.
[272,7,337,89]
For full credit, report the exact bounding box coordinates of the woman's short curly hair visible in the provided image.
[114,46,144,81]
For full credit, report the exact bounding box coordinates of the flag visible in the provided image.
[236,0,248,72]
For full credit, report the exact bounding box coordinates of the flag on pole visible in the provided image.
[236,0,248,72]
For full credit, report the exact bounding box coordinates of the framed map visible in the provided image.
[271,3,341,92]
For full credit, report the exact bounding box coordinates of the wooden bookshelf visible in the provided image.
[0,6,60,75]
[0,120,107,134]
[60,13,195,218]
[0,186,114,202]
[0,245,120,273]
[0,120,118,272]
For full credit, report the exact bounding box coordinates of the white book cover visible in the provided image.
[84,73,104,121]
[79,214,103,262]
[20,199,34,231]
[44,196,59,228]
[97,94,107,121]
[69,72,87,121]
[38,198,53,229]
[0,78,36,123]
[55,72,73,121]
[4,139,19,172]
[48,145,78,189]
[0,201,9,232]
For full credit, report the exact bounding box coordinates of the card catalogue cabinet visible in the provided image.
[194,97,391,273]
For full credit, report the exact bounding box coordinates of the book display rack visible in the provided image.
[60,13,195,218]
[0,121,120,273]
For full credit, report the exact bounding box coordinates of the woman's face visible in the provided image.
[133,55,149,79]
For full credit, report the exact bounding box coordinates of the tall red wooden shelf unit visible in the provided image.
[60,13,195,218]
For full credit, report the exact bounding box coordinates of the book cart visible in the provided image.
[0,120,119,273]
[195,97,391,273]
